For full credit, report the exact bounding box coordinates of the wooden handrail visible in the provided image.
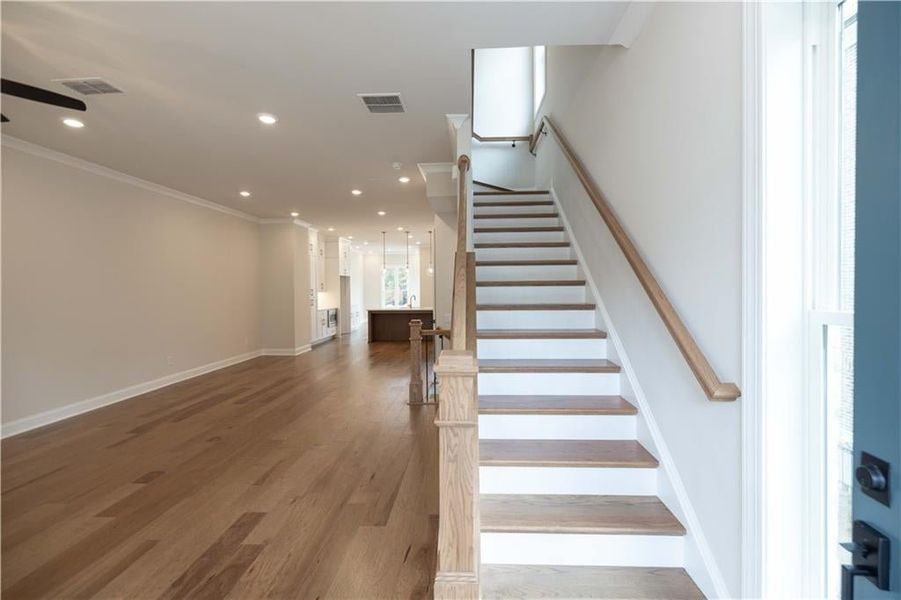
[533,116,741,401]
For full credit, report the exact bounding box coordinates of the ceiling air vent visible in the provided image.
[357,93,404,114]
[54,78,124,95]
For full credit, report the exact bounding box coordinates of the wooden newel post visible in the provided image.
[433,349,479,599]
[408,319,424,405]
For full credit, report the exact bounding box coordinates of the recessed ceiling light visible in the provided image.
[62,118,84,128]
[397,226,404,231]
[327,227,335,232]
[398,176,410,184]
[377,210,386,216]
[416,241,421,245]
[347,236,354,240]
[257,113,278,125]
[351,189,362,196]
[408,234,413,239]
[290,211,299,217]
[239,191,251,198]
[363,241,369,245]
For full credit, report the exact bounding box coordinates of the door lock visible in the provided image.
[841,520,890,600]
[856,452,891,506]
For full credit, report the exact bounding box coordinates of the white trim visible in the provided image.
[2,135,260,223]
[550,188,729,599]
[741,1,765,598]
[1,349,265,438]
[260,344,312,357]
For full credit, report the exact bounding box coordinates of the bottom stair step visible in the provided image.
[480,564,705,599]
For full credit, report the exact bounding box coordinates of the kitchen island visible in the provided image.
[367,308,434,342]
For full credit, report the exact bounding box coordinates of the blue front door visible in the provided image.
[849,2,900,598]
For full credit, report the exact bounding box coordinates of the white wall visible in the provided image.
[473,47,534,137]
[419,245,435,308]
[534,4,743,596]
[433,212,457,328]
[259,223,296,351]
[2,145,260,427]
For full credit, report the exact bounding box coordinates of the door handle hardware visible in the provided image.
[857,452,891,506]
[840,520,890,600]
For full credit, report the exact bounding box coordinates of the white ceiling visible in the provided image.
[2,2,632,246]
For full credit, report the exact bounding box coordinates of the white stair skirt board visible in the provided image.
[474,204,555,215]
[474,231,567,244]
[475,264,580,281]
[477,338,607,360]
[481,533,684,568]
[476,285,586,304]
[474,217,560,228]
[475,246,574,261]
[479,466,657,496]
[475,194,551,203]
[478,414,635,440]
[478,372,620,396]
[477,309,596,330]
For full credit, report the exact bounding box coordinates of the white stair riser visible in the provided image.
[476,265,579,281]
[477,286,586,304]
[479,414,634,439]
[478,372,620,396]
[474,204,555,215]
[475,247,573,261]
[481,533,684,567]
[475,193,550,202]
[475,217,559,228]
[479,466,658,495]
[477,338,607,360]
[474,231,567,244]
[477,310,596,330]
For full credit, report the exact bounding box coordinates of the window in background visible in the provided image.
[533,46,546,116]
[382,266,409,308]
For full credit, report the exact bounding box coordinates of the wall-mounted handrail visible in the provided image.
[532,115,741,401]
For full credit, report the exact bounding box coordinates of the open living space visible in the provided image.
[2,2,899,599]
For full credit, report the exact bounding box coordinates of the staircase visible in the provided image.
[471,190,704,599]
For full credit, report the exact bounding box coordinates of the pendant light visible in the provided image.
[405,230,410,270]
[427,230,434,276]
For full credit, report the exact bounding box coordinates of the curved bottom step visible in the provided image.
[480,564,705,599]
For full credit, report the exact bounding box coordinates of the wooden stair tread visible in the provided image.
[474,200,554,207]
[477,329,606,339]
[474,226,564,233]
[475,190,550,196]
[475,213,558,219]
[480,439,655,467]
[480,565,705,599]
[479,395,636,415]
[480,494,685,535]
[476,280,585,287]
[475,241,570,248]
[477,303,595,310]
[476,259,578,266]
[479,359,620,373]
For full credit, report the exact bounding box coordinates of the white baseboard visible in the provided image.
[1,349,267,439]
[311,335,336,347]
[260,344,312,356]
[550,187,729,599]
[1,343,317,439]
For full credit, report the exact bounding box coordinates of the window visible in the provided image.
[823,1,857,597]
[532,46,546,116]
[382,266,409,307]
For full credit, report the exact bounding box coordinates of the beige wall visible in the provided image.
[2,145,261,425]
[418,245,434,308]
[259,223,296,351]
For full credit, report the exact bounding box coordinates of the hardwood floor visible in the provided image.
[2,335,438,599]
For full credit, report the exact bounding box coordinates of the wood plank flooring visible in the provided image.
[1,335,438,599]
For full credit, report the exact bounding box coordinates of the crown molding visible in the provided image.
[3,135,261,224]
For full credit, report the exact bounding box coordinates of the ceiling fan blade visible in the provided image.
[1,79,86,111]
[1,114,8,123]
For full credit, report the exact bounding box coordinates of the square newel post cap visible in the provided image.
[434,350,478,376]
